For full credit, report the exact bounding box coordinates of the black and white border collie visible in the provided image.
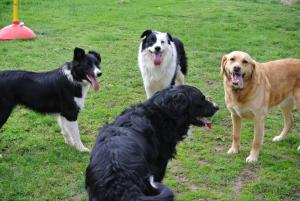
[138,30,187,98]
[0,47,101,152]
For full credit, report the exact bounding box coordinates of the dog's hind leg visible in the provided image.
[60,116,90,152]
[0,102,14,129]
[272,97,294,142]
[175,67,185,85]
[292,90,300,151]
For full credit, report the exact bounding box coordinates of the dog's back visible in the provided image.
[260,59,300,108]
[0,69,79,113]
[85,110,174,201]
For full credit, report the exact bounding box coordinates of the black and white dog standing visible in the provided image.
[138,30,187,98]
[0,47,101,152]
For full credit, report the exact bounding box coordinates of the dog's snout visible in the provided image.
[213,102,219,111]
[154,46,161,52]
[233,66,241,73]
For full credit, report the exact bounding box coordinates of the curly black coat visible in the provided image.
[86,85,218,201]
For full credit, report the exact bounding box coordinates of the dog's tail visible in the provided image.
[173,37,187,75]
[138,180,174,201]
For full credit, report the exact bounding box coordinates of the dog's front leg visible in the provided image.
[246,115,265,163]
[60,116,90,152]
[228,112,241,154]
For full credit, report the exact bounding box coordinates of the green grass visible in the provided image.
[0,0,300,200]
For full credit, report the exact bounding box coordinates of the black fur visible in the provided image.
[141,30,157,51]
[173,38,187,75]
[86,85,218,201]
[0,47,101,128]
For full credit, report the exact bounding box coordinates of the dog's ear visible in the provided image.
[88,51,101,63]
[74,47,85,62]
[220,54,227,75]
[153,90,188,121]
[166,33,173,44]
[250,59,256,69]
[171,92,188,113]
[252,60,264,85]
[140,29,152,39]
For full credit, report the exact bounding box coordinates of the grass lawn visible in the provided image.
[0,0,300,200]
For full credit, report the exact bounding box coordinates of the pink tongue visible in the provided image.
[232,74,244,88]
[87,75,100,91]
[153,53,162,65]
[199,117,212,129]
[207,123,212,129]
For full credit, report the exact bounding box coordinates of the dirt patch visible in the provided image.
[170,165,185,174]
[233,167,258,197]
[199,159,209,165]
[281,0,297,5]
[199,199,213,201]
[190,183,198,192]
[213,145,226,152]
[69,194,83,201]
[176,175,189,183]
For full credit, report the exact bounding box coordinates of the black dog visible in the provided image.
[86,85,219,201]
[0,47,101,152]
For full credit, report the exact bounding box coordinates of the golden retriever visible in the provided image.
[221,51,300,162]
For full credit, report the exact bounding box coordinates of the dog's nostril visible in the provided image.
[233,66,240,73]
[97,72,102,77]
[155,46,161,52]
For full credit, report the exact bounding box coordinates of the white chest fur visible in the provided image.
[138,43,177,88]
[74,83,90,110]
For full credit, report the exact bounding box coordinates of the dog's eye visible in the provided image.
[242,60,248,64]
[161,40,165,44]
[230,57,235,61]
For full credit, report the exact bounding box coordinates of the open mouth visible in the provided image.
[194,117,212,129]
[86,75,100,91]
[150,51,163,66]
[231,73,244,88]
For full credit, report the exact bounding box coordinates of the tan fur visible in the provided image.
[222,51,300,162]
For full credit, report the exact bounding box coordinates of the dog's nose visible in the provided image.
[97,72,102,77]
[154,46,161,52]
[233,66,241,73]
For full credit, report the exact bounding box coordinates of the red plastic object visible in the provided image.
[0,21,36,40]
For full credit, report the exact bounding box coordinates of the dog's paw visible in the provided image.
[80,147,91,153]
[227,147,239,154]
[245,155,258,163]
[272,135,284,142]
